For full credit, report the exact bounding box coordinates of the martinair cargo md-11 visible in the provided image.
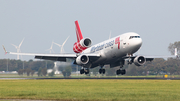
[3,20,178,75]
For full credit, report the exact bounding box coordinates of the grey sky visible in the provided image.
[0,0,180,60]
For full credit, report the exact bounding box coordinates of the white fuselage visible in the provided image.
[82,32,142,68]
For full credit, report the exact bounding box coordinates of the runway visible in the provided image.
[0,77,180,80]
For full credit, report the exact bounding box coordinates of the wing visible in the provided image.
[3,45,100,62]
[144,55,178,60]
[35,53,100,61]
[8,52,101,62]
[123,48,178,61]
[123,55,178,61]
[9,52,77,61]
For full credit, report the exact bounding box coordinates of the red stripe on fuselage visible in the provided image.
[115,37,120,49]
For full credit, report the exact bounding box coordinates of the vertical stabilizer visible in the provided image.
[75,20,83,42]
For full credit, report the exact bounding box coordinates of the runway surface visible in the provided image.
[0,77,180,80]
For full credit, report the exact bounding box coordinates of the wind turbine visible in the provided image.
[46,41,54,53]
[52,36,70,74]
[11,38,24,60]
[53,36,70,53]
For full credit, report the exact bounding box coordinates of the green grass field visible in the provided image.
[0,79,180,101]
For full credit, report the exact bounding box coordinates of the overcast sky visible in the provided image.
[0,0,180,60]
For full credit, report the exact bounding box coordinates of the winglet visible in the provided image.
[2,45,8,54]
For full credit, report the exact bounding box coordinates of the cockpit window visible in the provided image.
[129,36,140,39]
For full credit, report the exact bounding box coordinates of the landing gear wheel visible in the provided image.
[116,69,120,75]
[99,69,105,74]
[102,69,105,74]
[85,69,89,74]
[121,69,126,75]
[99,69,102,74]
[80,69,84,74]
[116,69,126,75]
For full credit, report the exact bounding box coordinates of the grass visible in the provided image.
[0,79,180,101]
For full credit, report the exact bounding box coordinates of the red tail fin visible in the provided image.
[75,20,83,42]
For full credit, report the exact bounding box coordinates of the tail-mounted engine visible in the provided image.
[133,56,146,66]
[73,38,92,53]
[76,55,89,65]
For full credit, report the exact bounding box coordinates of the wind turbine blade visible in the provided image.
[11,44,18,49]
[53,42,62,47]
[50,41,54,49]
[19,38,25,47]
[46,41,55,53]
[61,36,70,53]
[53,42,62,53]
[62,36,70,46]
[46,49,50,51]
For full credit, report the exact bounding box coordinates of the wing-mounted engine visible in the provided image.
[133,56,146,66]
[73,38,92,53]
[76,55,89,65]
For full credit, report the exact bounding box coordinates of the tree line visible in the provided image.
[0,59,54,71]
[0,59,54,76]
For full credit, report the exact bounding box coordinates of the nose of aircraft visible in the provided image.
[136,38,142,47]
[129,37,142,53]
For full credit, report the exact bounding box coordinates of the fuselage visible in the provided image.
[82,32,142,68]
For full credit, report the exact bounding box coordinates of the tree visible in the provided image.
[37,67,42,77]
[48,71,55,77]
[31,70,35,76]
[65,66,72,77]
[168,41,180,55]
[18,69,24,75]
[91,67,99,76]
[26,68,32,76]
[42,68,47,76]
[62,66,72,77]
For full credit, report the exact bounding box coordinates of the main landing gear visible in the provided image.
[80,68,89,74]
[116,60,126,75]
[99,65,105,74]
[99,68,105,74]
[116,69,126,75]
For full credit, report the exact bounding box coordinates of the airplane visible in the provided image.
[3,20,178,75]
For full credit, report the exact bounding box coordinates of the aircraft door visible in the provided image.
[111,45,116,58]
[122,38,127,49]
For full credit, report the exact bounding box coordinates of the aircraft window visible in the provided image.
[129,36,140,39]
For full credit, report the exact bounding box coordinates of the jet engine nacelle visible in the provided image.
[73,38,92,53]
[76,55,89,65]
[133,56,146,66]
